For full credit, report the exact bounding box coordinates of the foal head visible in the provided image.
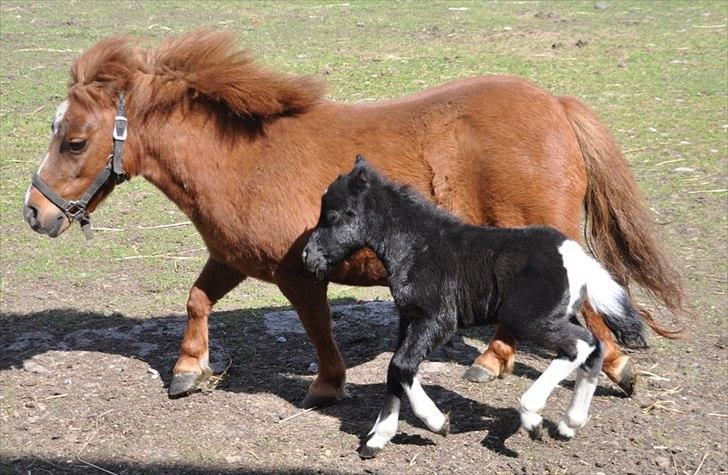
[303,156,374,279]
[23,37,139,237]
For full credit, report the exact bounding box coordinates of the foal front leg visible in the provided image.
[362,319,452,458]
[170,258,245,397]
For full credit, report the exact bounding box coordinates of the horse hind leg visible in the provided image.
[518,323,596,440]
[464,325,516,382]
[558,340,605,439]
[583,302,636,395]
[170,258,245,398]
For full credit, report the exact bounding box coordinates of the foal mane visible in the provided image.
[69,30,326,120]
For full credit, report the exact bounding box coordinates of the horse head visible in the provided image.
[23,36,140,238]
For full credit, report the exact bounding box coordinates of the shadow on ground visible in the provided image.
[0,299,621,468]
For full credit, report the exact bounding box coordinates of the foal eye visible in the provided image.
[327,211,341,223]
[68,139,87,153]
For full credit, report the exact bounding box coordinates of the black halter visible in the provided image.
[32,94,128,240]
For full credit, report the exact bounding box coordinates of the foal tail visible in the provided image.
[560,240,647,349]
[558,96,684,338]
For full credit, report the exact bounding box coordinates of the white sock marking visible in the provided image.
[519,339,593,431]
[558,366,599,438]
[402,377,446,433]
[366,403,400,450]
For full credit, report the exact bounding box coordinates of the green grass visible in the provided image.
[1,0,725,317]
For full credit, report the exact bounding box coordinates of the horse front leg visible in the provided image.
[277,275,346,408]
[582,303,635,395]
[169,257,245,398]
[463,325,517,382]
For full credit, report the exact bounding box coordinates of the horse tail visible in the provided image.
[560,240,647,349]
[558,96,684,338]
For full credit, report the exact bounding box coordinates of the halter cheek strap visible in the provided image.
[31,93,128,240]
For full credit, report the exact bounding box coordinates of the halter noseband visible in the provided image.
[32,94,128,241]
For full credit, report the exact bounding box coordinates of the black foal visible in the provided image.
[303,157,646,458]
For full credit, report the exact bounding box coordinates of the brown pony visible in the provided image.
[23,31,682,408]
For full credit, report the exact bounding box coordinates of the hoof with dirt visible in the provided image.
[462,364,498,382]
[168,371,210,398]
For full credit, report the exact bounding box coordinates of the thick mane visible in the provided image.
[132,30,326,119]
[69,36,142,107]
[69,30,326,120]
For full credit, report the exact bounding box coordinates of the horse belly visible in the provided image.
[328,248,388,286]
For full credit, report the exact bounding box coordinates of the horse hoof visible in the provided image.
[359,445,380,459]
[299,391,340,409]
[527,422,543,441]
[438,413,450,437]
[463,364,497,383]
[616,359,636,396]
[168,372,204,398]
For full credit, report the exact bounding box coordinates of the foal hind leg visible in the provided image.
[171,258,245,397]
[558,340,605,439]
[583,303,635,395]
[277,275,346,408]
[518,323,597,440]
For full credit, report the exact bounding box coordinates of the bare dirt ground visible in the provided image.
[1,289,727,474]
[1,1,727,474]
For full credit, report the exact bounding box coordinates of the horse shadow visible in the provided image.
[0,299,622,457]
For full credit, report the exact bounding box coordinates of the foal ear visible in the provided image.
[349,159,370,194]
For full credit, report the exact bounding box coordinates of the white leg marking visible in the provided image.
[558,367,599,438]
[402,377,446,433]
[366,402,400,450]
[519,340,593,432]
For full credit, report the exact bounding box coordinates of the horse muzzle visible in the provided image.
[23,188,70,238]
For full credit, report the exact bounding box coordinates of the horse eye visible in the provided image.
[327,211,340,223]
[68,139,87,153]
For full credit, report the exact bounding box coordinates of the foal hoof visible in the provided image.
[359,445,380,459]
[463,364,497,383]
[437,413,451,437]
[169,371,207,398]
[526,422,543,441]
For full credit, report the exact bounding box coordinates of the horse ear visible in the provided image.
[355,154,367,167]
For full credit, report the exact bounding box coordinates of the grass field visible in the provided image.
[1,1,726,473]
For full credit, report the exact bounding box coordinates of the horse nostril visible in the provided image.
[24,204,39,227]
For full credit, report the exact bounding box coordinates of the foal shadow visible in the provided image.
[1,299,602,459]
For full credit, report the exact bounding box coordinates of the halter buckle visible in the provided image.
[66,201,88,221]
[113,116,128,141]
